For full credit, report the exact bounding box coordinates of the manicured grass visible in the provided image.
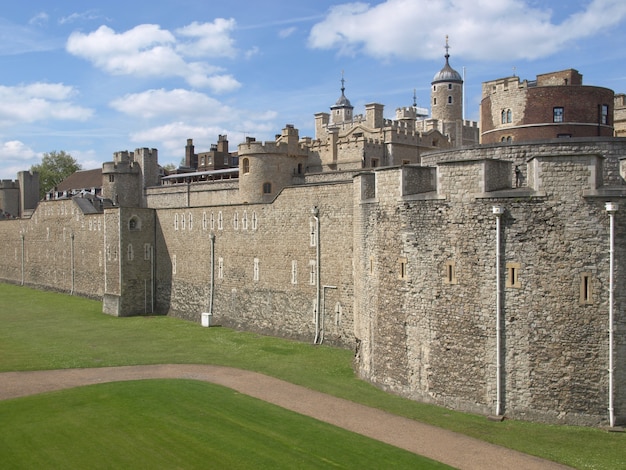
[1,283,624,469]
[0,380,450,469]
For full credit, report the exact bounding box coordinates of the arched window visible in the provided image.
[242,158,250,174]
[501,110,507,124]
[447,96,452,104]
[506,109,512,123]
[128,216,140,231]
[263,182,272,194]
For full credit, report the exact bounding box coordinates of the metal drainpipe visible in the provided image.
[70,232,75,295]
[209,233,215,317]
[312,206,321,344]
[20,233,25,286]
[493,206,504,417]
[606,202,618,427]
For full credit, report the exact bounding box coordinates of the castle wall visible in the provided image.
[0,200,105,298]
[0,180,19,217]
[354,151,626,426]
[146,181,239,208]
[153,180,355,347]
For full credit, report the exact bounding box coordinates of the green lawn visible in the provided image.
[0,283,624,469]
[0,380,449,469]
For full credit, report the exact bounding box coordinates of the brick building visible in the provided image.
[480,69,614,144]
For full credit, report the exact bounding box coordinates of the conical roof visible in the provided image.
[432,55,462,84]
[330,74,353,109]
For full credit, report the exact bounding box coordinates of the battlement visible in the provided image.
[102,160,140,174]
[0,179,19,189]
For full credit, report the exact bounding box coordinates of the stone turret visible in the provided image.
[238,125,309,204]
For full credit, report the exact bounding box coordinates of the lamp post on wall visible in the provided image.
[605,201,618,427]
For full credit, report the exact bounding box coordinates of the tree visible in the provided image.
[30,151,82,199]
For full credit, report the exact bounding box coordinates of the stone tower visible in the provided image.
[330,73,354,125]
[431,36,463,123]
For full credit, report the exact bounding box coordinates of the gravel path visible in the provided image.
[0,364,572,470]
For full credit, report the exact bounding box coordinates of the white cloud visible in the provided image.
[0,83,93,125]
[28,12,49,26]
[108,88,278,165]
[0,140,38,179]
[58,10,106,25]
[308,0,626,61]
[175,19,238,58]
[110,88,232,120]
[66,22,242,92]
[279,27,297,39]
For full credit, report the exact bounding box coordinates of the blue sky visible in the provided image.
[1,0,626,178]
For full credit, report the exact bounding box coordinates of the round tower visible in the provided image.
[431,36,463,123]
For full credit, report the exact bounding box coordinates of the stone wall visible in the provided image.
[153,180,355,347]
[353,151,626,425]
[0,199,105,298]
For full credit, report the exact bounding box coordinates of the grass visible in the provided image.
[0,283,625,469]
[0,380,449,469]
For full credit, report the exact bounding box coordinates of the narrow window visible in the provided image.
[398,257,407,280]
[447,95,453,104]
[371,158,379,168]
[172,254,177,275]
[369,256,374,275]
[181,213,186,230]
[291,260,298,284]
[211,212,215,230]
[263,182,272,194]
[109,174,115,183]
[580,273,593,304]
[506,262,521,288]
[253,258,260,282]
[218,257,224,279]
[252,211,258,230]
[127,244,134,261]
[242,211,248,230]
[553,107,564,123]
[444,260,457,284]
[506,109,512,123]
[242,158,250,174]
[501,110,507,124]
[144,243,151,261]
[128,217,138,231]
[297,163,303,174]
[174,213,179,231]
[448,83,452,90]
[309,260,316,285]
[433,97,437,105]
[218,211,223,230]
[202,212,207,230]
[233,212,239,230]
[601,104,609,125]
[188,212,193,231]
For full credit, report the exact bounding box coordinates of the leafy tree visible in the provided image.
[30,151,82,199]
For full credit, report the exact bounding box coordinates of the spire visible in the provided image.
[331,70,353,109]
[413,88,417,108]
[432,35,463,84]
[341,70,346,96]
